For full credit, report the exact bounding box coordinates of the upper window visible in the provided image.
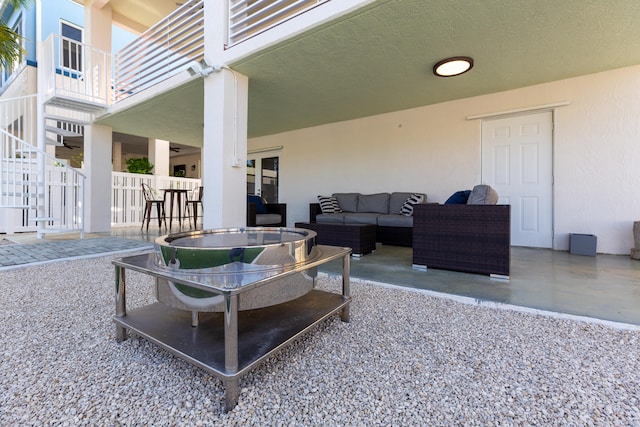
[60,22,83,72]
[2,14,24,84]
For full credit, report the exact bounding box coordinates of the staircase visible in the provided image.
[0,95,86,238]
[0,33,114,238]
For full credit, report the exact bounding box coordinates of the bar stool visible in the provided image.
[185,186,203,229]
[141,183,167,230]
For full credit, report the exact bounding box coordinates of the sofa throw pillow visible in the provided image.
[444,190,472,204]
[318,195,342,214]
[247,195,268,214]
[400,193,424,216]
[467,185,499,205]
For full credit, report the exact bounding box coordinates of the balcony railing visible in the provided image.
[228,0,330,47]
[112,0,331,102]
[41,34,112,111]
[114,0,205,102]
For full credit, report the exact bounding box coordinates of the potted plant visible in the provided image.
[126,157,154,174]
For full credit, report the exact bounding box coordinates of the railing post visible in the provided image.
[37,39,48,238]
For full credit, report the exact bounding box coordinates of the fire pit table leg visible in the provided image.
[223,294,240,411]
[341,252,351,323]
[115,265,127,342]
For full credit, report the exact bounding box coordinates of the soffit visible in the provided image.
[72,0,178,32]
[96,0,640,143]
[233,0,640,137]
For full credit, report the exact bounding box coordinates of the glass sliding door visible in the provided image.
[247,155,279,203]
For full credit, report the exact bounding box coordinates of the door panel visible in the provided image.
[247,155,279,203]
[482,111,553,248]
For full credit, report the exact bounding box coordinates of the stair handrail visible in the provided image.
[0,128,86,238]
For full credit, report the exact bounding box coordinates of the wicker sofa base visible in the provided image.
[412,204,511,277]
[295,222,377,256]
[376,226,413,247]
[308,203,413,247]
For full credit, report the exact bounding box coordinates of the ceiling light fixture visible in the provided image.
[433,56,474,77]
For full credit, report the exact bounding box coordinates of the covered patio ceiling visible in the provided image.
[95,0,640,146]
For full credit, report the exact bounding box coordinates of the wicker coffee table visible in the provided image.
[295,222,376,256]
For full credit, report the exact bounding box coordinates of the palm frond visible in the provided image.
[0,0,30,67]
[0,25,23,67]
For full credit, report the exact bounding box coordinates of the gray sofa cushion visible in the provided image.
[316,213,345,224]
[255,214,282,225]
[343,212,380,225]
[333,193,360,212]
[467,185,499,205]
[357,193,390,214]
[390,192,426,214]
[377,214,413,227]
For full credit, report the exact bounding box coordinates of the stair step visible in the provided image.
[1,193,44,198]
[15,147,38,154]
[43,113,90,127]
[0,204,30,209]
[44,125,82,138]
[31,217,57,222]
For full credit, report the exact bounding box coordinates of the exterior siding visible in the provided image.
[249,64,640,255]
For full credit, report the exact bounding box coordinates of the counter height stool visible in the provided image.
[185,186,203,229]
[141,183,167,231]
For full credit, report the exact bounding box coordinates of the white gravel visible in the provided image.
[1,254,639,426]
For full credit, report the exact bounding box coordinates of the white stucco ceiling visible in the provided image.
[94,0,640,146]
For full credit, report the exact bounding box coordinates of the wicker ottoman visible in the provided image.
[295,222,376,256]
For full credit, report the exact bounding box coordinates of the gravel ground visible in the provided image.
[1,254,639,426]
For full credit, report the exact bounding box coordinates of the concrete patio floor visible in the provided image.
[2,225,639,327]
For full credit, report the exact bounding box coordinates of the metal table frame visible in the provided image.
[112,245,351,411]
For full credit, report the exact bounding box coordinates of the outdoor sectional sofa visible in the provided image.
[309,192,426,246]
[308,186,511,277]
[412,203,511,277]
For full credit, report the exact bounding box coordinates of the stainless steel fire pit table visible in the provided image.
[112,227,351,411]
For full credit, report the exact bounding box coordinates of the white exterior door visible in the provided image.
[481,111,553,248]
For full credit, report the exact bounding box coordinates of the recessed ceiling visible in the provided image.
[96,0,640,143]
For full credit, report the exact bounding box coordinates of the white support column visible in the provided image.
[85,0,112,51]
[202,0,249,229]
[83,0,113,232]
[84,124,113,232]
[149,138,170,177]
[202,69,249,228]
[112,141,122,172]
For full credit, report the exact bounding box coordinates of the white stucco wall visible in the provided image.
[248,65,640,255]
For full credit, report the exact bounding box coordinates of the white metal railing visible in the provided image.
[41,34,112,108]
[0,128,85,237]
[111,0,332,101]
[111,172,201,227]
[114,0,204,102]
[228,0,330,46]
